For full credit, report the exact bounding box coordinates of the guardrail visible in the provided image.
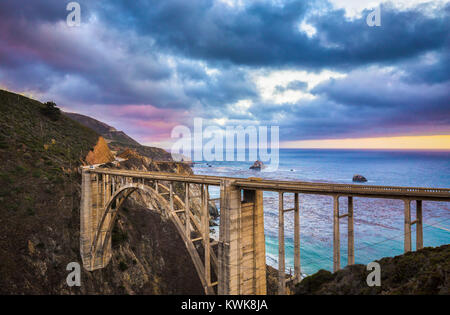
[89,168,450,201]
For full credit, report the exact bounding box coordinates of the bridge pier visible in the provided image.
[218,180,266,295]
[278,192,285,295]
[405,199,424,252]
[202,184,211,291]
[333,195,355,272]
[348,196,355,265]
[80,170,113,270]
[294,193,301,284]
[404,199,412,253]
[416,200,423,250]
[333,195,340,272]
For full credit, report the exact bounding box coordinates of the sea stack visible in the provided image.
[353,174,368,182]
[250,160,265,170]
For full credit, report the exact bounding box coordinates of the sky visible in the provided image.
[0,0,449,149]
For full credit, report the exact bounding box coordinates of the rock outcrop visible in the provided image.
[352,174,368,182]
[250,160,265,170]
[85,136,115,165]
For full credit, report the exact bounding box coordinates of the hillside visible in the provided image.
[295,245,450,295]
[109,142,173,162]
[63,112,173,161]
[63,112,141,146]
[0,89,203,294]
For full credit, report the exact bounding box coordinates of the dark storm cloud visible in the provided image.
[94,0,449,70]
[399,52,450,85]
[0,0,67,22]
[184,68,258,109]
[0,0,448,143]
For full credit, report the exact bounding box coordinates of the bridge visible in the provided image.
[80,168,450,295]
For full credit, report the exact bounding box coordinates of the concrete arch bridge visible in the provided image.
[80,168,450,295]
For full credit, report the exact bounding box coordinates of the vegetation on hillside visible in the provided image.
[295,245,450,295]
[63,112,141,147]
[110,142,173,161]
[0,89,204,294]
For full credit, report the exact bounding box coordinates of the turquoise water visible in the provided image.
[193,149,450,275]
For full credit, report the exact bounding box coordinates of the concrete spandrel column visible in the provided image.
[185,183,190,239]
[203,184,211,289]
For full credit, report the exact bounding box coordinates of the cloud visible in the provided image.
[93,0,449,70]
[0,0,448,145]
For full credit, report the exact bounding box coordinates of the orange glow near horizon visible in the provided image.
[282,135,450,150]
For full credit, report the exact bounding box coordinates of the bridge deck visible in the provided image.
[90,168,450,201]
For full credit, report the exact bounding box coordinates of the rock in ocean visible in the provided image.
[249,160,265,170]
[352,174,368,182]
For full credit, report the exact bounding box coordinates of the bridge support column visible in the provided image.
[185,183,190,239]
[80,170,112,271]
[348,196,355,265]
[333,195,340,272]
[404,199,412,253]
[278,192,286,295]
[202,184,211,291]
[294,193,301,284]
[101,175,112,266]
[416,200,423,250]
[218,180,266,295]
[80,169,93,270]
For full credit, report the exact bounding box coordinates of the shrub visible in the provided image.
[112,225,128,247]
[40,102,61,121]
[119,261,128,271]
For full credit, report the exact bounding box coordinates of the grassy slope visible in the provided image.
[0,89,203,294]
[0,90,99,293]
[63,112,141,147]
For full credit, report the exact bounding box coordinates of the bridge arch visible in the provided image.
[88,182,213,294]
[80,170,269,295]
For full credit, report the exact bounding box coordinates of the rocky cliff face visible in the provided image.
[0,89,206,294]
[85,136,115,165]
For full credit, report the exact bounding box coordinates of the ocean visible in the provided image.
[192,149,450,276]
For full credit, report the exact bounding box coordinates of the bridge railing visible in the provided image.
[89,168,450,199]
